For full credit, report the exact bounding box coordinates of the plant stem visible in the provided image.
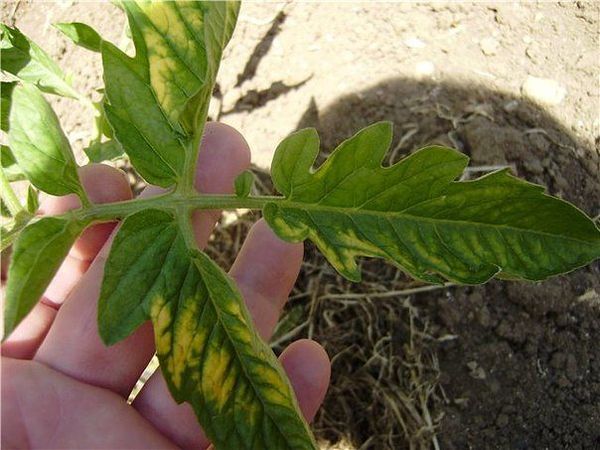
[179,91,211,196]
[0,169,23,216]
[177,206,197,250]
[74,193,281,222]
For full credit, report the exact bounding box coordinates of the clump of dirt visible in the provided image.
[431,278,600,450]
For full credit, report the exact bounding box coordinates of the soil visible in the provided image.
[296,79,600,449]
[2,2,599,449]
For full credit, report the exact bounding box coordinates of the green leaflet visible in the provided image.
[0,24,80,99]
[8,83,85,198]
[102,38,185,186]
[54,22,103,52]
[1,81,16,132]
[265,122,600,284]
[102,1,239,186]
[0,198,12,217]
[98,209,316,450]
[1,84,25,182]
[178,1,240,132]
[3,216,87,338]
[84,140,124,163]
[0,200,11,218]
[234,170,254,198]
[97,209,188,343]
[26,185,39,213]
[1,145,26,182]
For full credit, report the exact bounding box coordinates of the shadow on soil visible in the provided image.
[282,77,600,449]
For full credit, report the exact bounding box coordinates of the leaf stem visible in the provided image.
[179,97,210,195]
[176,206,197,250]
[0,169,23,216]
[73,193,281,222]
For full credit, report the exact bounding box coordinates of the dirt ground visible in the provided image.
[2,1,599,449]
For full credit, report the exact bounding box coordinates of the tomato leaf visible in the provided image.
[101,38,185,186]
[0,199,11,218]
[1,145,26,182]
[98,209,316,449]
[3,216,87,338]
[26,186,39,214]
[1,81,16,132]
[234,170,254,198]
[265,122,600,284]
[97,209,187,343]
[0,24,80,99]
[84,140,124,163]
[54,22,103,52]
[8,83,85,198]
[101,1,239,187]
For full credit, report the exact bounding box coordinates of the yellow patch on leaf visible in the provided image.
[136,1,206,123]
[202,344,236,411]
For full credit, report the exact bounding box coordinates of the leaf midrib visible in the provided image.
[198,258,301,448]
[275,200,599,246]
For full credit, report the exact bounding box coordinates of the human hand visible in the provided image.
[1,122,331,449]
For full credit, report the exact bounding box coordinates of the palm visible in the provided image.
[4,358,180,448]
[2,123,330,449]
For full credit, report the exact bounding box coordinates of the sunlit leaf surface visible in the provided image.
[0,24,80,98]
[101,1,239,186]
[54,22,103,52]
[265,122,600,283]
[8,83,84,197]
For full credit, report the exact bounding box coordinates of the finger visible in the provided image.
[42,164,133,307]
[229,219,304,340]
[134,339,330,449]
[132,219,304,447]
[2,358,178,449]
[0,302,56,359]
[1,164,131,359]
[279,339,331,422]
[34,123,251,397]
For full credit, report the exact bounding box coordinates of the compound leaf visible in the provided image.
[98,209,316,449]
[102,1,239,187]
[265,122,600,284]
[0,24,80,99]
[54,22,103,52]
[8,83,85,198]
[3,216,87,338]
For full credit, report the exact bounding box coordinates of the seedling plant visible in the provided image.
[1,2,599,449]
